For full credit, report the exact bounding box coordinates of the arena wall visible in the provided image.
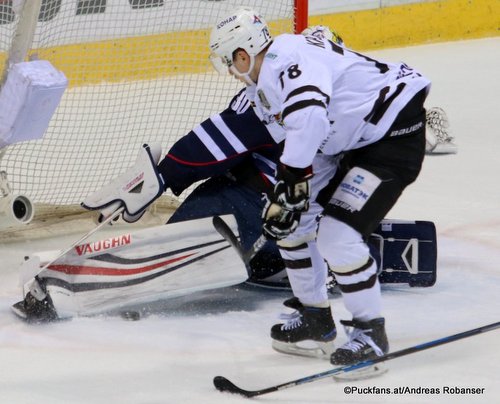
[0,0,498,85]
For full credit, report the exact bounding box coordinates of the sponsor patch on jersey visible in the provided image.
[329,167,381,212]
[257,89,271,110]
[265,52,277,60]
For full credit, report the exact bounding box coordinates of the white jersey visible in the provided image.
[251,34,431,168]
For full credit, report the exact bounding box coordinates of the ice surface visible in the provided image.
[0,37,499,404]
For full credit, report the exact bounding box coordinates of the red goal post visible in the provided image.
[294,0,309,34]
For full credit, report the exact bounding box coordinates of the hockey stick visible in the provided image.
[212,215,267,265]
[213,320,500,398]
[24,206,125,290]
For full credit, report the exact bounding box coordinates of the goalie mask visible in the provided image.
[209,7,272,84]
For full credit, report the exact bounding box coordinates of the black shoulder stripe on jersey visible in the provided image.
[284,85,330,104]
[282,99,326,120]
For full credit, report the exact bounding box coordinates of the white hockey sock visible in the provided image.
[334,258,382,321]
[317,216,382,321]
[280,240,329,306]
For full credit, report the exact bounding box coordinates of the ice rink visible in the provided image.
[0,37,499,403]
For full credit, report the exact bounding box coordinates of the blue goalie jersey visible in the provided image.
[158,88,281,196]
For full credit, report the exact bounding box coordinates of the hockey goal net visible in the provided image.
[0,0,307,229]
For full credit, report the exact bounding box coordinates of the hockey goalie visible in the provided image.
[13,118,436,324]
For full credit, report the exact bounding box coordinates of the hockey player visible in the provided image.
[209,8,432,365]
[13,26,438,329]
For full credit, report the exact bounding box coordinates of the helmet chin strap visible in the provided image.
[229,54,257,86]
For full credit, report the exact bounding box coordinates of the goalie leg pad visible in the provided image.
[370,219,437,287]
[15,216,247,319]
[82,143,165,222]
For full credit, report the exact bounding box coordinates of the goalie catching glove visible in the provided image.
[301,25,344,46]
[262,164,313,240]
[82,143,165,223]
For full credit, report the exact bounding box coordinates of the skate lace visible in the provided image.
[426,107,453,143]
[341,326,384,356]
[278,311,303,331]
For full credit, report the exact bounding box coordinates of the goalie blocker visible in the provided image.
[12,216,436,322]
[81,143,165,223]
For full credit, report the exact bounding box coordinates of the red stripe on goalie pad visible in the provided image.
[47,253,196,276]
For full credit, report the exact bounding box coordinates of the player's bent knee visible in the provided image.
[317,215,370,273]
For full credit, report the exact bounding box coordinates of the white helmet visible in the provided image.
[209,7,272,81]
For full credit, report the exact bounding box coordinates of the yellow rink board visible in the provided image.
[309,0,499,50]
[2,0,498,86]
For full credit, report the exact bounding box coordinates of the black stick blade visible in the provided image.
[213,376,254,397]
[212,216,243,257]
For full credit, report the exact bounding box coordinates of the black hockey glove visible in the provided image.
[261,164,313,240]
[262,198,301,240]
[273,164,313,212]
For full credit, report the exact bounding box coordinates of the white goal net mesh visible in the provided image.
[0,0,300,207]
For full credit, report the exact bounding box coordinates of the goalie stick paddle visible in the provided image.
[212,215,267,265]
[213,321,500,398]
